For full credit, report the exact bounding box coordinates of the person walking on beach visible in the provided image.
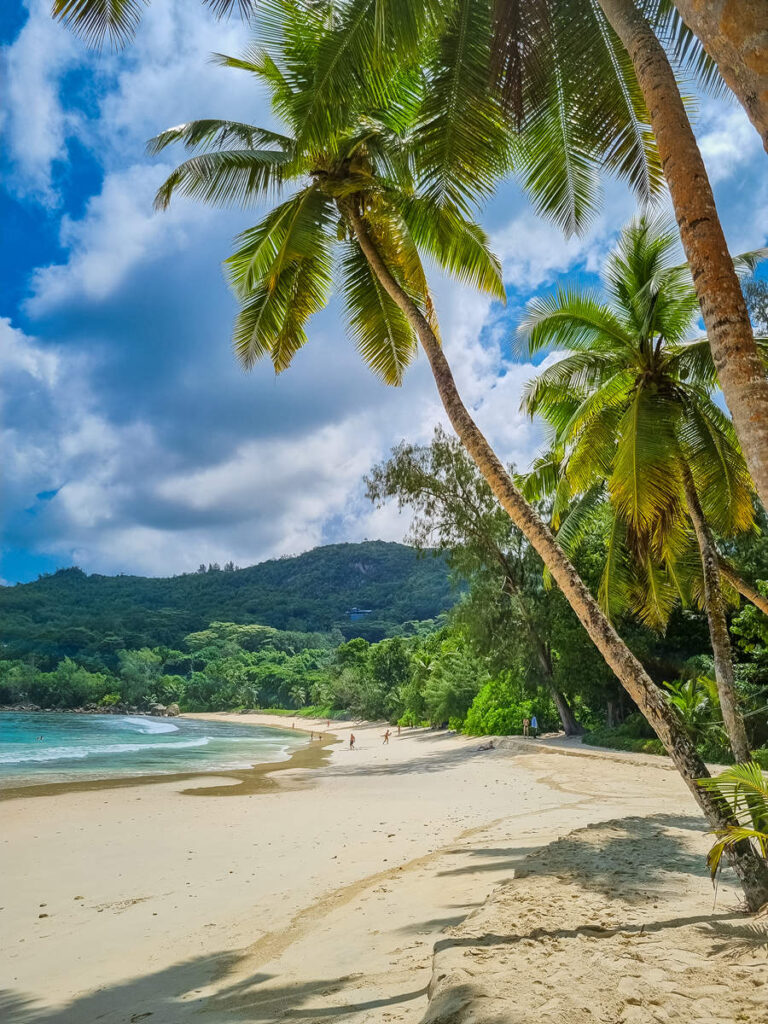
[397,724,401,736]
[382,729,391,745]
[531,715,538,739]
[349,733,356,750]
[522,717,529,737]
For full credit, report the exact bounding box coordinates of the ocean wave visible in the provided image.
[118,716,180,735]
[0,737,210,765]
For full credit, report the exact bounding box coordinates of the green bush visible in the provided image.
[582,727,666,756]
[753,748,768,772]
[463,679,534,736]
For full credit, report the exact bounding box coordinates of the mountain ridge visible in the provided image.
[0,541,456,668]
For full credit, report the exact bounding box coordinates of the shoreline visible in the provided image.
[0,711,337,802]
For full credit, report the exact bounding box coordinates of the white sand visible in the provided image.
[1,716,763,1023]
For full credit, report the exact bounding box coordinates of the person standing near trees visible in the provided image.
[522,717,530,737]
[531,715,538,739]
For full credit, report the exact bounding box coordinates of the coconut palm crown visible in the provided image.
[149,1,508,384]
[519,215,766,627]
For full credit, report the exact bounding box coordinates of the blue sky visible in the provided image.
[1,0,767,584]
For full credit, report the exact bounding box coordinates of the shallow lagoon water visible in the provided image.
[0,712,304,785]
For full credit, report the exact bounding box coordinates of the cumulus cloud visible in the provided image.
[26,163,215,313]
[2,0,81,200]
[698,101,763,186]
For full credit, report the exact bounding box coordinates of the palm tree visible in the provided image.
[520,215,767,763]
[595,0,768,511]
[150,3,768,907]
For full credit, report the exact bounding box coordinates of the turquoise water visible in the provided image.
[0,712,305,786]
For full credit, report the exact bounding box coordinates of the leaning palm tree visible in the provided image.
[254,0,768,510]
[150,3,768,907]
[55,0,768,503]
[520,215,767,763]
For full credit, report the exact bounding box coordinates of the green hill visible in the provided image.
[0,542,455,668]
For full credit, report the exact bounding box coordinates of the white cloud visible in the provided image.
[698,102,762,185]
[1,0,81,200]
[26,163,214,313]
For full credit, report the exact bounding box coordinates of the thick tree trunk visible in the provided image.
[719,559,768,618]
[345,202,768,910]
[672,1,768,153]
[597,0,768,512]
[551,687,581,736]
[682,466,751,762]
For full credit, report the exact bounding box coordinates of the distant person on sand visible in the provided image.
[522,717,529,737]
[531,715,538,738]
[397,724,401,736]
[382,729,391,745]
[349,733,356,750]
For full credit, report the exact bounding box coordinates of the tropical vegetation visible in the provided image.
[520,215,767,763]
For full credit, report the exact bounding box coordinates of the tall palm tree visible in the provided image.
[595,0,768,511]
[520,215,767,763]
[150,2,768,907]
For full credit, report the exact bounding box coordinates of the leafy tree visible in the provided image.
[150,1,768,906]
[118,648,164,706]
[367,428,582,733]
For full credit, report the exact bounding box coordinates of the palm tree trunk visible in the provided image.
[345,201,768,910]
[597,0,768,512]
[671,1,768,152]
[718,559,768,618]
[682,465,751,762]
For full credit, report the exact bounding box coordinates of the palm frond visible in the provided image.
[395,195,506,301]
[416,0,512,214]
[225,187,335,298]
[555,483,605,556]
[650,0,731,99]
[153,149,295,210]
[610,387,681,533]
[147,119,293,156]
[679,398,755,536]
[599,510,633,619]
[340,239,417,385]
[517,287,631,356]
[52,0,148,49]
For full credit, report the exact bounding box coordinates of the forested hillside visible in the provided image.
[0,542,455,668]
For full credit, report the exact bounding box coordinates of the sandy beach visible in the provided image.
[2,715,765,1023]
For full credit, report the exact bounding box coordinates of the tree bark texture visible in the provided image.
[344,200,768,911]
[598,0,768,512]
[672,0,768,152]
[682,466,751,763]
